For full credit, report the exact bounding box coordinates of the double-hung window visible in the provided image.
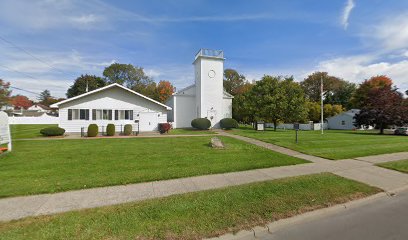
[92,109,112,120]
[114,110,133,120]
[68,109,89,120]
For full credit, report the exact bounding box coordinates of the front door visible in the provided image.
[139,112,159,132]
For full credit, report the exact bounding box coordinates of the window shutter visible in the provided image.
[85,109,90,120]
[115,110,119,120]
[108,110,112,120]
[130,110,133,120]
[92,109,96,120]
[68,109,72,120]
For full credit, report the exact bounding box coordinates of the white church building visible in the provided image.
[167,49,233,128]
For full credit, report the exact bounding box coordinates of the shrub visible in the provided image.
[124,124,132,136]
[40,127,65,136]
[87,124,98,137]
[158,123,171,134]
[220,118,238,130]
[106,124,115,136]
[191,118,211,130]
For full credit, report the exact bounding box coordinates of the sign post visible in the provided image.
[294,123,300,144]
[0,111,11,151]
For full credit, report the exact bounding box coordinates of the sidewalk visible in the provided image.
[1,131,408,222]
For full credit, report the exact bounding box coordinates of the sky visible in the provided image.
[0,0,407,100]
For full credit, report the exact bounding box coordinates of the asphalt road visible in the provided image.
[259,189,408,240]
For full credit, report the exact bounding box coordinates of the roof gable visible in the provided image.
[50,83,171,110]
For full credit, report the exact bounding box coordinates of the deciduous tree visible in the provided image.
[0,79,11,109]
[103,63,154,90]
[224,69,246,95]
[156,80,174,103]
[66,75,106,98]
[351,75,393,108]
[11,95,32,109]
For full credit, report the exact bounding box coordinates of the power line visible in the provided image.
[0,35,66,75]
[10,86,42,96]
[0,63,38,80]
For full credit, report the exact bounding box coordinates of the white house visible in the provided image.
[167,49,233,128]
[327,109,360,130]
[28,104,51,112]
[50,83,171,133]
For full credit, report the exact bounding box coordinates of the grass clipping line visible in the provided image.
[0,173,381,240]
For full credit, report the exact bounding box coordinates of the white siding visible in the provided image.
[174,95,196,128]
[222,98,232,118]
[58,86,168,133]
[327,114,356,130]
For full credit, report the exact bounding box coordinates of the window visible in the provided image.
[114,110,133,120]
[68,109,89,120]
[341,120,346,125]
[92,109,112,120]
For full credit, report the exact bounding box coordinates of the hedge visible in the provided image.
[87,124,98,137]
[40,127,65,136]
[124,124,132,136]
[191,118,211,130]
[106,124,115,136]
[220,118,238,130]
[158,123,171,134]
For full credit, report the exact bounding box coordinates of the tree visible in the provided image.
[156,80,174,103]
[247,75,307,130]
[103,63,154,89]
[306,102,344,122]
[351,75,393,108]
[11,95,32,109]
[232,82,254,123]
[0,79,11,109]
[224,69,246,95]
[354,86,407,134]
[38,90,57,106]
[66,75,106,98]
[300,72,356,109]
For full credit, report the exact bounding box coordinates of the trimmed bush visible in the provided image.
[87,124,98,137]
[106,124,115,136]
[124,124,132,136]
[191,118,211,130]
[40,127,65,136]
[220,118,239,130]
[158,123,171,134]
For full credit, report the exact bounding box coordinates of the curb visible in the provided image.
[206,187,408,240]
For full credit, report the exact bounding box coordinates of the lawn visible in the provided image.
[0,173,380,240]
[377,159,408,173]
[0,136,306,198]
[10,124,57,139]
[168,128,217,135]
[232,127,408,160]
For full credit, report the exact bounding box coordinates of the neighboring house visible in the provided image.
[327,109,360,130]
[28,104,51,113]
[50,83,171,133]
[166,49,233,128]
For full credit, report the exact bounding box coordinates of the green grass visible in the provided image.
[168,128,217,135]
[232,126,408,160]
[0,136,306,198]
[377,159,408,173]
[0,173,380,240]
[10,124,57,139]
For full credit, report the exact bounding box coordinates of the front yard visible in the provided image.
[0,173,380,240]
[232,127,408,160]
[10,124,57,139]
[377,159,408,173]
[0,136,306,198]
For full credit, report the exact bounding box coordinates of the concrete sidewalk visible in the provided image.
[1,131,408,222]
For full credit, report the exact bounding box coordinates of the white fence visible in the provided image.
[265,123,328,131]
[9,115,59,125]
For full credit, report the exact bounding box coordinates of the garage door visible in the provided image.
[139,112,159,132]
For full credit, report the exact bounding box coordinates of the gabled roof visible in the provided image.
[31,104,51,110]
[50,83,172,110]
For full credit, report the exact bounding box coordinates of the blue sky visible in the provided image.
[0,0,407,99]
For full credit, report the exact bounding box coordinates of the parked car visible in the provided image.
[394,127,408,136]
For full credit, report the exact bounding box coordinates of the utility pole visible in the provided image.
[86,79,89,93]
[321,76,324,134]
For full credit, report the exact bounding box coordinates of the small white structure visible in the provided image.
[50,83,171,133]
[327,109,360,130]
[167,49,233,128]
[28,104,51,112]
[0,111,12,151]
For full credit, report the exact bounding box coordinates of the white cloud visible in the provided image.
[341,0,355,29]
[371,13,408,51]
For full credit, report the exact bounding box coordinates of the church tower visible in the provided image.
[193,49,225,128]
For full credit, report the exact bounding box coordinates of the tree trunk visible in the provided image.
[379,123,384,135]
[273,120,277,131]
